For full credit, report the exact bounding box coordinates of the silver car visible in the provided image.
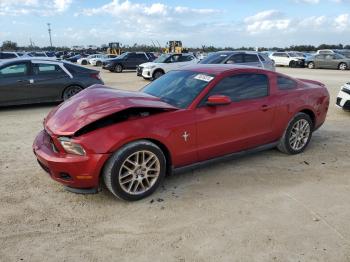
[199,51,275,71]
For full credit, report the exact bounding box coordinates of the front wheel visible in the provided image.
[307,62,315,69]
[103,140,166,201]
[63,85,83,101]
[338,62,348,70]
[81,60,88,65]
[153,70,164,80]
[114,64,123,73]
[277,113,313,155]
[289,61,296,68]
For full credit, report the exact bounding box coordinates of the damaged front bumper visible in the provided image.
[33,130,110,190]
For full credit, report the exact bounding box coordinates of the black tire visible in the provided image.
[338,62,348,71]
[307,62,315,69]
[96,61,102,66]
[103,140,166,201]
[81,60,88,65]
[63,85,83,101]
[289,61,296,68]
[153,70,164,80]
[277,112,313,155]
[114,64,123,73]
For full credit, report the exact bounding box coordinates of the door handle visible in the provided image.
[261,105,271,111]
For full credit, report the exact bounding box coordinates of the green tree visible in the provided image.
[1,40,18,51]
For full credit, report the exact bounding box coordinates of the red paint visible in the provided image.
[33,65,329,190]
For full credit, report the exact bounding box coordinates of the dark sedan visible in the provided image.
[102,52,154,73]
[0,59,104,106]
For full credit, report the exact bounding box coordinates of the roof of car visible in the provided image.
[179,64,268,75]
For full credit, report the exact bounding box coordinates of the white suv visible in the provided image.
[269,52,305,67]
[138,53,199,80]
[336,82,350,111]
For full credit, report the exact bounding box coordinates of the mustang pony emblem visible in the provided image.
[182,131,190,142]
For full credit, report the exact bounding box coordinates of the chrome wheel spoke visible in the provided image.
[289,119,310,151]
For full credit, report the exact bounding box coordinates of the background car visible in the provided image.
[33,65,329,201]
[89,54,118,66]
[102,52,152,73]
[0,59,103,106]
[306,53,350,70]
[269,51,305,67]
[0,51,24,60]
[77,54,103,65]
[199,51,275,71]
[138,53,199,80]
[336,82,350,111]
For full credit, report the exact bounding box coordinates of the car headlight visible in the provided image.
[58,137,86,156]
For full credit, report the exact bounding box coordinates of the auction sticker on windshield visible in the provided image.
[194,74,214,82]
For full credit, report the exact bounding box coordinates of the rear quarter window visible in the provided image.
[277,76,297,90]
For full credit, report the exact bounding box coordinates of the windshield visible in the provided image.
[199,53,228,64]
[142,70,214,108]
[153,54,171,63]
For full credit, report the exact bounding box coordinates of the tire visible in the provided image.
[96,61,102,66]
[114,64,123,73]
[82,60,88,65]
[103,140,166,201]
[338,62,348,71]
[277,112,313,155]
[307,62,315,69]
[63,85,83,101]
[289,61,296,68]
[153,70,164,80]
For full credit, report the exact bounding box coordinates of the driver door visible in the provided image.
[195,72,276,161]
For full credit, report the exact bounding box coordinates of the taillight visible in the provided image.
[90,73,101,80]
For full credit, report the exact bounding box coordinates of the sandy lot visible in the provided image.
[0,66,349,262]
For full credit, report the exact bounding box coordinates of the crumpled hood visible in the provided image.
[45,85,177,136]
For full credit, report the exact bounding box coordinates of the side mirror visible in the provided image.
[206,95,231,106]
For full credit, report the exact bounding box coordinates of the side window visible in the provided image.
[178,55,194,62]
[2,53,17,59]
[258,54,266,61]
[33,63,64,75]
[127,53,137,59]
[207,74,269,102]
[226,54,244,64]
[244,54,259,63]
[0,63,28,77]
[136,54,147,59]
[277,76,297,90]
[170,55,181,63]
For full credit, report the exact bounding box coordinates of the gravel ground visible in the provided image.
[0,66,349,262]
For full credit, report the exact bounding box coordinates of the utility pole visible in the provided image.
[47,23,53,48]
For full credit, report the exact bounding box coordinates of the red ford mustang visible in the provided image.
[33,65,329,201]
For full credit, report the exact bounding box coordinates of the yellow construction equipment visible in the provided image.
[107,42,122,55]
[164,41,188,53]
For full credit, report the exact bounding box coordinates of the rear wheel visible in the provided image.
[277,113,313,155]
[338,62,348,70]
[63,85,83,101]
[114,64,123,73]
[289,60,296,68]
[103,140,166,201]
[307,62,315,69]
[81,60,88,65]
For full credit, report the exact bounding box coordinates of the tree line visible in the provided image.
[1,40,350,53]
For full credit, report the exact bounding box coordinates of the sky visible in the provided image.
[0,0,350,48]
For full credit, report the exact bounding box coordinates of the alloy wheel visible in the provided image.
[118,150,160,195]
[289,119,311,151]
